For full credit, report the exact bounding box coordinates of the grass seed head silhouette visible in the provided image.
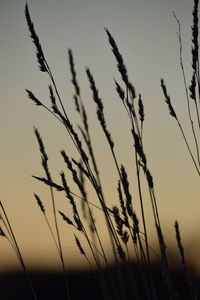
[0,1,200,300]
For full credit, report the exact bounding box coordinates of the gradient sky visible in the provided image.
[0,0,199,273]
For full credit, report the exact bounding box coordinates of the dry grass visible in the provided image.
[0,1,200,299]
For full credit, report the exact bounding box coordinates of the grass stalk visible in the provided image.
[0,201,38,300]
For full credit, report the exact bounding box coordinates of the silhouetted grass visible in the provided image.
[0,1,200,299]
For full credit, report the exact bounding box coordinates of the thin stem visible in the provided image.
[177,120,200,175]
[49,186,71,300]
[44,213,60,253]
[135,155,150,262]
[173,12,200,166]
[0,201,38,300]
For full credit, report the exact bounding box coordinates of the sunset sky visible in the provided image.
[0,0,199,273]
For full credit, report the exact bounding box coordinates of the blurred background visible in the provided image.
[0,0,199,276]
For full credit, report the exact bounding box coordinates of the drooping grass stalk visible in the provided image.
[0,201,38,300]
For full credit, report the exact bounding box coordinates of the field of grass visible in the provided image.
[0,1,200,299]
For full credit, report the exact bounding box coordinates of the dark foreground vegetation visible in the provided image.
[1,263,200,300]
[1,0,200,299]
